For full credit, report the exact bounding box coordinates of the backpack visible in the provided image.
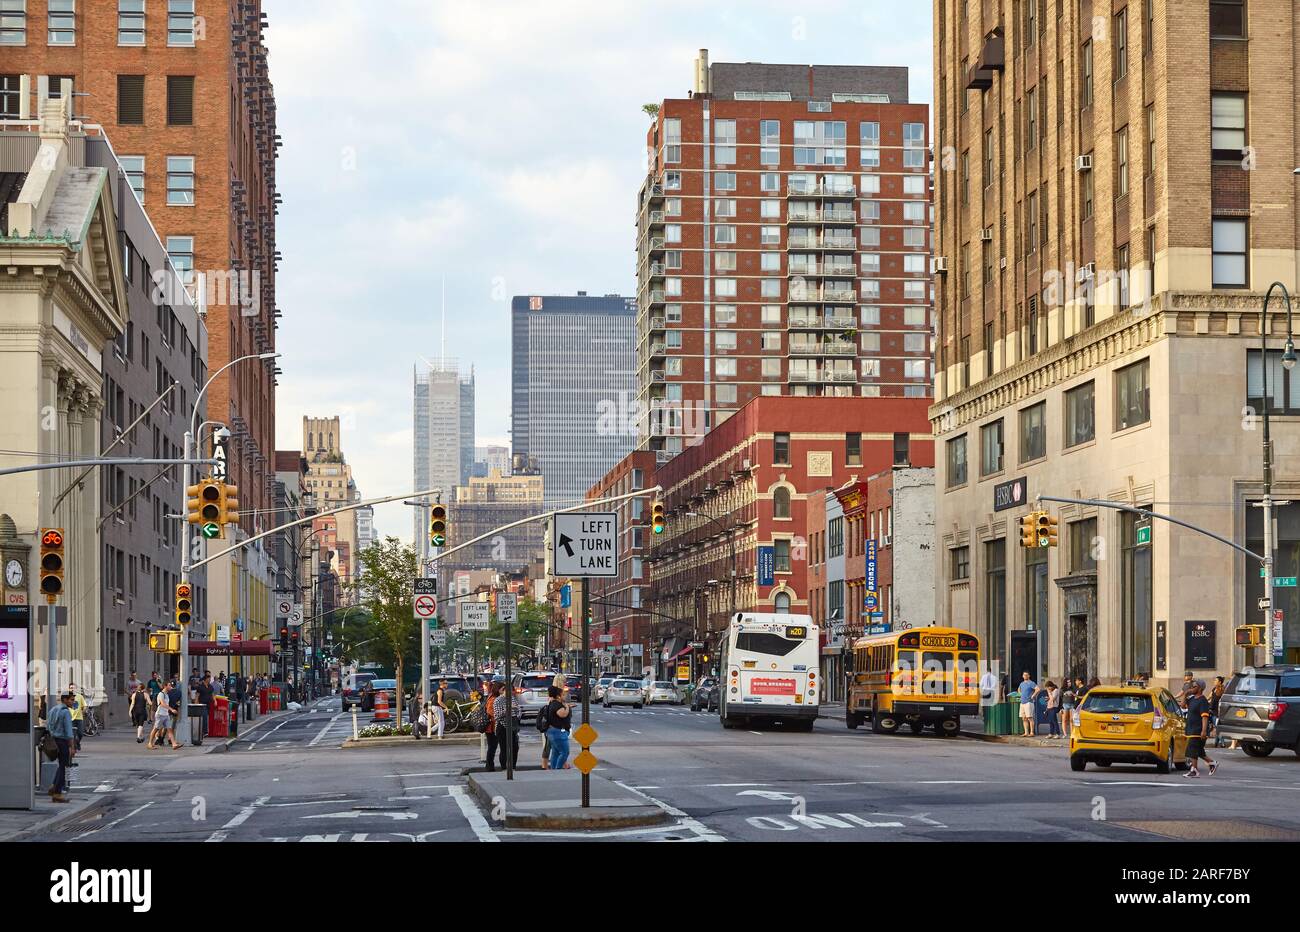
[467,703,489,734]
[536,702,552,733]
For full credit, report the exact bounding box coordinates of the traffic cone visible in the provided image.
[373,689,391,722]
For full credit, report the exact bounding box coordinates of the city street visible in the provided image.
[22,702,1300,844]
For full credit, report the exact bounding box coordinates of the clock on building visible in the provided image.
[5,559,24,589]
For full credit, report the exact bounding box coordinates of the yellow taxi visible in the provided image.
[1069,681,1188,773]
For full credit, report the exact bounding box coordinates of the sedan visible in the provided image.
[593,676,616,702]
[602,680,644,708]
[645,681,682,705]
[691,677,719,712]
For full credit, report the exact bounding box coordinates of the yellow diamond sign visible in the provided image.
[573,749,598,775]
[573,723,598,747]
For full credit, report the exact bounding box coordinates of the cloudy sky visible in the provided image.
[265,0,933,540]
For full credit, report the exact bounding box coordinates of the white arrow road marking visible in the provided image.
[93,780,116,793]
[737,789,804,802]
[259,799,359,807]
[302,810,418,821]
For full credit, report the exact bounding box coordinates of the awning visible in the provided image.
[666,645,694,663]
[188,640,274,656]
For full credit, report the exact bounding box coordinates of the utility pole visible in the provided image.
[580,578,591,808]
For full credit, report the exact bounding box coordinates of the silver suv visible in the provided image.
[510,672,556,721]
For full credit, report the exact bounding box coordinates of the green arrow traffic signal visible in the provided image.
[201,522,221,539]
[431,533,445,547]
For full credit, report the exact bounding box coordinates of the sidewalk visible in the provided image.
[0,703,297,842]
[467,769,671,830]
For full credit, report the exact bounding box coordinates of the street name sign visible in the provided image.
[460,602,489,631]
[551,513,619,577]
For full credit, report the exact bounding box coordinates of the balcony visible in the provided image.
[788,233,857,250]
[647,290,666,305]
[650,369,667,382]
[648,210,665,226]
[788,313,855,329]
[789,340,857,356]
[649,342,667,357]
[787,184,857,198]
[790,261,855,278]
[646,236,666,253]
[648,262,666,277]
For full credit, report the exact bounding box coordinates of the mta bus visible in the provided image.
[845,626,980,736]
[719,613,819,731]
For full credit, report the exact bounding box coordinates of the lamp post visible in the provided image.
[1259,282,1296,665]
[180,351,278,735]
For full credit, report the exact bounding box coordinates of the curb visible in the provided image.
[206,707,298,753]
[3,791,116,843]
[341,734,484,750]
[466,773,670,831]
[962,730,1062,747]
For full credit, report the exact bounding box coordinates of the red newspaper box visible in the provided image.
[207,696,230,738]
[268,687,281,711]
[259,689,269,715]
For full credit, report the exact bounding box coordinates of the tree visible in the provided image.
[351,536,420,722]
[484,596,549,665]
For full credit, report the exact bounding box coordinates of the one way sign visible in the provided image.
[552,513,619,578]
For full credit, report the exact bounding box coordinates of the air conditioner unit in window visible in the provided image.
[979,227,993,241]
[1076,263,1095,283]
[881,534,892,548]
[999,257,1008,269]
[1075,154,1092,172]
[932,256,949,273]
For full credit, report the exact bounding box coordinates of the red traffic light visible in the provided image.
[42,529,64,547]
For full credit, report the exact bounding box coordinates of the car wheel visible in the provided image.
[1070,755,1086,772]
[1242,741,1275,758]
[872,713,900,734]
[1156,744,1173,774]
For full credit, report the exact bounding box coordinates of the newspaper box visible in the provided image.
[207,696,230,738]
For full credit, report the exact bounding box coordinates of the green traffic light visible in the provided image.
[201,522,221,539]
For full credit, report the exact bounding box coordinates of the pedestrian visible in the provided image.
[1183,680,1218,777]
[1044,681,1061,737]
[195,673,215,738]
[1209,675,1227,748]
[164,678,184,749]
[127,670,141,696]
[433,679,449,740]
[979,667,999,705]
[492,678,520,770]
[483,682,500,771]
[544,685,572,771]
[129,684,150,743]
[1017,672,1038,737]
[147,671,163,707]
[1174,670,1196,704]
[146,687,171,750]
[47,690,75,803]
[67,683,85,750]
[1060,680,1077,738]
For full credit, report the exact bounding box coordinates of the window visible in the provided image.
[166,156,195,206]
[861,254,881,275]
[761,171,780,192]
[165,236,194,284]
[1025,544,1048,634]
[117,75,144,125]
[664,170,681,190]
[985,540,1007,670]
[665,330,682,348]
[960,150,970,204]
[1025,0,1036,43]
[1081,41,1094,108]
[1081,156,1094,219]
[861,358,881,378]
[1019,402,1046,462]
[1,1,26,45]
[982,128,994,186]
[714,303,735,323]
[762,304,782,324]
[167,75,194,125]
[1064,381,1094,447]
[663,118,681,162]
[951,546,970,581]
[714,118,736,164]
[761,226,780,244]
[665,277,681,296]
[665,223,682,243]
[1027,191,1038,253]
[861,306,880,326]
[0,73,20,117]
[773,432,790,465]
[1026,87,1037,150]
[714,224,735,244]
[1144,0,1154,53]
[1114,359,1150,431]
[1120,510,1153,677]
[760,198,781,218]
[828,517,844,557]
[1246,349,1300,415]
[904,332,926,353]
[761,331,781,350]
[1210,0,1246,37]
[860,121,879,166]
[773,487,791,519]
[1212,218,1247,288]
[713,278,736,297]
[774,540,792,574]
[1211,93,1246,161]
[760,119,779,165]
[48,0,74,45]
[981,419,1004,476]
[903,175,925,195]
[859,174,880,194]
[714,198,736,217]
[715,358,736,378]
[762,358,782,378]
[167,0,194,46]
[846,432,861,465]
[861,200,880,221]
[946,435,968,487]
[1146,105,1156,174]
[665,250,681,269]
[1113,8,1128,81]
[893,432,910,465]
[1118,243,1130,306]
[903,201,925,222]
[715,384,737,405]
[1116,126,1129,197]
[665,197,681,216]
[714,171,737,191]
[665,303,683,322]
[903,122,925,167]
[1069,518,1098,572]
[714,331,736,351]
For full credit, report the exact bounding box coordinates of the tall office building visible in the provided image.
[635,51,933,462]
[511,293,637,508]
[413,360,475,540]
[931,0,1300,686]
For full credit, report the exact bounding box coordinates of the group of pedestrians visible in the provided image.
[469,672,574,773]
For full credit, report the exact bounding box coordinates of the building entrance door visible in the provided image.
[1066,614,1089,684]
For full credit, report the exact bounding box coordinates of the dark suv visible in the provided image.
[1216,666,1300,758]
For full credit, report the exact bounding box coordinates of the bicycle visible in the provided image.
[81,703,102,737]
[441,697,482,733]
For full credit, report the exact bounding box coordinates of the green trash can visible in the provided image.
[983,700,1017,735]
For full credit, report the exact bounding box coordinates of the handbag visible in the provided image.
[468,704,489,734]
[40,733,59,761]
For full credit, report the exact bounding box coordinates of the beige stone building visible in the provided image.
[302,416,359,588]
[931,0,1300,689]
[0,101,128,696]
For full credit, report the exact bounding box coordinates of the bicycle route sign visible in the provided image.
[414,578,437,621]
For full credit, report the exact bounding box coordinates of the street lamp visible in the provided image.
[1259,282,1295,665]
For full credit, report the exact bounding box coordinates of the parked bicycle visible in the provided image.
[441,697,482,733]
[81,703,102,736]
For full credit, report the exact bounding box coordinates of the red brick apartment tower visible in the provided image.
[2,0,279,530]
[635,50,932,467]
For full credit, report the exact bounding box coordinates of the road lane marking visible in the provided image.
[93,781,116,793]
[302,810,417,821]
[704,783,770,787]
[749,731,762,735]
[308,712,346,747]
[629,730,642,734]
[613,780,725,842]
[449,785,498,842]
[252,718,293,745]
[74,801,154,839]
[384,772,458,778]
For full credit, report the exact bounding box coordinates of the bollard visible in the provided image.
[352,708,358,741]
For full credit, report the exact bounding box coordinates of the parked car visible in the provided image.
[645,681,682,705]
[341,672,375,712]
[427,675,472,702]
[564,674,586,704]
[691,677,719,712]
[1216,666,1300,758]
[603,679,644,708]
[593,676,617,702]
[512,672,557,720]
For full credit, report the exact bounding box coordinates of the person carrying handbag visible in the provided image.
[491,678,520,771]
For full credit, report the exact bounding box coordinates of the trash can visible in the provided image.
[208,696,230,738]
[188,703,206,746]
[983,700,1017,736]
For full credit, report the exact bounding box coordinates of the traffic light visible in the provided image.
[1236,624,1264,647]
[174,583,193,626]
[290,629,300,649]
[430,504,447,548]
[651,500,665,534]
[279,624,289,651]
[1018,512,1038,548]
[1037,512,1059,548]
[218,481,240,526]
[39,528,65,603]
[187,479,224,539]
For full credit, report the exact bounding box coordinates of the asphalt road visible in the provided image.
[24,698,1300,843]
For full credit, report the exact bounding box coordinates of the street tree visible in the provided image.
[350,536,419,722]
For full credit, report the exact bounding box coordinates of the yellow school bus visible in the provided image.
[845,626,981,736]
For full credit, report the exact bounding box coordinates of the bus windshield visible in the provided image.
[734,632,802,656]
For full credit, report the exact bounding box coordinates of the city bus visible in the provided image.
[718,612,819,731]
[845,626,980,736]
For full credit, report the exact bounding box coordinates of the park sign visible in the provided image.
[551,513,618,578]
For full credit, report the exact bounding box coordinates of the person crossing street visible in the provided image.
[46,691,75,803]
[1183,680,1219,778]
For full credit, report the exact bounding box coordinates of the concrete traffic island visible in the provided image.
[468,769,671,830]
[341,733,485,750]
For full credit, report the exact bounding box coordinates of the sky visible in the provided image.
[265,0,934,541]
